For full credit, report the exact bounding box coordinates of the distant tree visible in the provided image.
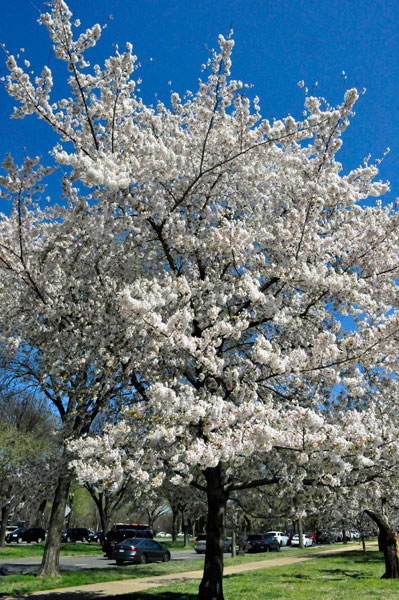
[0,389,58,547]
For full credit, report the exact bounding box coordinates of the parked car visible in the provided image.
[286,531,295,546]
[112,537,171,565]
[246,533,280,553]
[305,531,317,543]
[5,527,46,544]
[266,531,289,546]
[88,530,103,543]
[61,528,93,543]
[194,534,232,554]
[315,530,336,544]
[156,531,171,538]
[102,527,153,558]
[291,534,313,547]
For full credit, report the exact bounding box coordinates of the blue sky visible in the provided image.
[1,0,399,209]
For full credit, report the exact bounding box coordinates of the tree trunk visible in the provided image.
[231,529,236,557]
[36,498,47,528]
[298,517,304,549]
[0,504,11,548]
[342,520,347,544]
[37,473,71,577]
[365,499,399,579]
[361,534,366,555]
[171,503,178,546]
[197,466,228,600]
[182,511,190,548]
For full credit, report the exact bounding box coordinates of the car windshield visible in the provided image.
[196,535,207,541]
[11,528,23,534]
[123,538,146,546]
[248,535,263,541]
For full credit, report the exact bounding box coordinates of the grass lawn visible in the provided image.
[109,551,399,600]
[0,555,205,596]
[0,542,103,559]
[1,542,390,598]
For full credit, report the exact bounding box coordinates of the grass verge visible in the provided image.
[0,543,375,597]
[103,551,399,600]
[0,543,103,559]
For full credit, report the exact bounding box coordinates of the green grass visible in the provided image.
[0,542,386,598]
[108,551,399,600]
[0,546,304,596]
[0,556,206,596]
[0,542,103,559]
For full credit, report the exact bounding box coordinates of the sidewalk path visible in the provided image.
[5,542,374,599]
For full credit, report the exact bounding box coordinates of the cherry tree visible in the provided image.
[3,1,399,596]
[0,155,142,575]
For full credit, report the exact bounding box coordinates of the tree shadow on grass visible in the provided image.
[0,592,197,600]
[317,550,382,565]
[113,594,196,600]
[318,568,364,579]
[280,573,312,580]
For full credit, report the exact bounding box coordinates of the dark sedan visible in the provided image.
[102,527,152,558]
[246,533,280,553]
[112,537,171,565]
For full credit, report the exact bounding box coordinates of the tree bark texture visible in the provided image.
[37,473,71,577]
[298,517,304,549]
[361,535,366,555]
[365,501,399,579]
[197,466,228,600]
[0,504,11,548]
[90,491,110,534]
[231,529,236,557]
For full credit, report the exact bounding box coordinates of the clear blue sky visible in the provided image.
[1,0,399,208]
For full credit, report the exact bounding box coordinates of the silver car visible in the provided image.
[194,534,232,553]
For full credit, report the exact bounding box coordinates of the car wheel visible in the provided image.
[116,560,124,565]
[266,546,270,552]
[276,544,281,551]
[37,538,42,544]
[139,553,148,564]
[195,550,201,554]
[66,536,72,543]
[17,537,23,544]
[162,552,171,562]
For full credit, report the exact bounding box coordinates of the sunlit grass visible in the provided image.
[110,551,399,600]
[0,542,382,598]
[0,542,103,559]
